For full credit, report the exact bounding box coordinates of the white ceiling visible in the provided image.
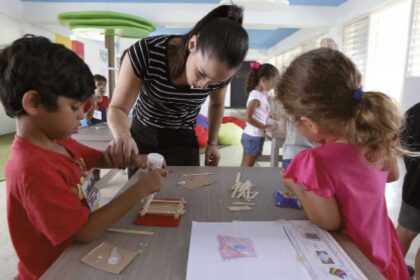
[1,0,396,59]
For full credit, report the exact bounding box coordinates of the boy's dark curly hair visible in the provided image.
[0,34,95,117]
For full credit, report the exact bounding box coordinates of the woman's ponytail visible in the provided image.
[171,5,248,79]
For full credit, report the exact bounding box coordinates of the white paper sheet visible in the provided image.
[186,221,311,280]
[283,221,367,280]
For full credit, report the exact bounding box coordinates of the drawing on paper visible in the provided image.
[315,251,334,264]
[304,232,320,240]
[329,267,348,279]
[217,235,257,261]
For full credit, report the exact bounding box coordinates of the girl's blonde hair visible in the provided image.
[276,48,404,162]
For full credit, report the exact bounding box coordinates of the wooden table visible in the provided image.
[72,122,113,150]
[41,167,384,280]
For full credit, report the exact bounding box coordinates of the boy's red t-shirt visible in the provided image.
[5,136,102,280]
[83,96,109,112]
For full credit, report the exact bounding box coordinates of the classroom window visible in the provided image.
[364,0,410,102]
[408,0,420,76]
[343,16,370,79]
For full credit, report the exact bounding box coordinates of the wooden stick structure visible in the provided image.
[230,172,259,202]
[228,172,259,211]
[107,228,154,236]
[139,198,186,219]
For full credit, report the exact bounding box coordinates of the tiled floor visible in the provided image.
[0,139,418,279]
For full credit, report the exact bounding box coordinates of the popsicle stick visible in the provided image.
[227,205,253,211]
[182,173,213,177]
[107,228,154,236]
[232,202,255,206]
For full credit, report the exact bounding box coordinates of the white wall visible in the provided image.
[401,0,420,112]
[0,0,21,19]
[364,0,410,102]
[0,15,24,135]
[0,11,56,135]
[401,77,420,111]
[82,39,109,95]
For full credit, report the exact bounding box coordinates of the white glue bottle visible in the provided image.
[143,153,165,204]
[147,153,164,171]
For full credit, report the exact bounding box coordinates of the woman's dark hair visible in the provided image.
[170,5,249,78]
[246,63,279,93]
[0,34,95,117]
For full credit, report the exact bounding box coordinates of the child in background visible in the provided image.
[277,48,410,279]
[396,102,420,278]
[0,35,166,280]
[282,120,315,169]
[83,74,109,124]
[83,74,109,180]
[241,62,279,167]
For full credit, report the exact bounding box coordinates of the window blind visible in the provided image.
[343,17,369,77]
[408,0,420,76]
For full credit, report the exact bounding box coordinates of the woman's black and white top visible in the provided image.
[128,35,230,129]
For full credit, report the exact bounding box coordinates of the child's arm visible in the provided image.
[72,168,166,243]
[282,177,342,231]
[246,100,268,129]
[205,87,226,166]
[97,149,147,170]
[84,96,99,120]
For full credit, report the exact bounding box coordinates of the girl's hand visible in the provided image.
[279,170,285,180]
[205,144,220,166]
[280,171,300,196]
[105,133,139,169]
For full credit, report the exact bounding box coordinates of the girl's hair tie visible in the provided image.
[353,88,363,102]
[250,61,261,71]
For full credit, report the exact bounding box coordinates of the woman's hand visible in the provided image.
[205,144,220,166]
[105,133,139,169]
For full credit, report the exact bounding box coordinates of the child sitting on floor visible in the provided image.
[0,35,166,280]
[276,48,411,279]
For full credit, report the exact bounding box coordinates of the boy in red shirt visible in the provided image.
[83,74,109,124]
[0,35,166,280]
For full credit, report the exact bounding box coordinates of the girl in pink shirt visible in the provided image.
[277,48,410,280]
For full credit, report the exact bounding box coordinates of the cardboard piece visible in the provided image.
[81,242,138,274]
[178,174,214,190]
